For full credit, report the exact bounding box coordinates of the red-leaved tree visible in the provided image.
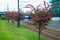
[30,9,51,40]
[5,11,23,24]
[24,2,51,40]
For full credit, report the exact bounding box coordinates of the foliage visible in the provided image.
[30,9,51,30]
[0,15,6,20]
[22,3,51,30]
[5,12,23,22]
[50,0,60,17]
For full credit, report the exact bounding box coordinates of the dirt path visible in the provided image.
[20,22,60,40]
[42,30,60,40]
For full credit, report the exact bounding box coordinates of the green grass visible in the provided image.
[0,20,47,40]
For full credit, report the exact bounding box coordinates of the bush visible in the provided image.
[0,15,6,20]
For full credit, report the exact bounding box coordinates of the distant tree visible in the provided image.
[50,0,60,17]
[5,11,23,26]
[5,12,11,22]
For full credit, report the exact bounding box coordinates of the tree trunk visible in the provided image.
[8,19,9,22]
[39,25,41,40]
[17,19,20,26]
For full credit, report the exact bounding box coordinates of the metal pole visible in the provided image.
[7,4,9,22]
[17,0,20,26]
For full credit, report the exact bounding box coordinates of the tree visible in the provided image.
[30,9,51,40]
[24,1,51,40]
[5,12,11,22]
[50,0,60,17]
[5,11,23,26]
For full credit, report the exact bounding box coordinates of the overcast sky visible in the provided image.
[0,0,50,12]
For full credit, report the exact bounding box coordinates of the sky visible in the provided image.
[0,0,50,12]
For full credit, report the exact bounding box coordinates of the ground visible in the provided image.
[0,20,47,40]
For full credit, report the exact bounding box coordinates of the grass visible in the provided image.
[0,20,47,40]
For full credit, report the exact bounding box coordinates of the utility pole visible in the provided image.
[7,3,9,22]
[17,0,20,26]
[7,4,9,12]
